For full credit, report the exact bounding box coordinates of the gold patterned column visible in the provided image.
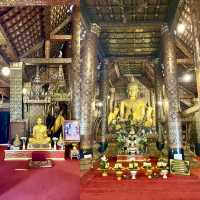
[80,23,101,158]
[99,59,109,152]
[71,5,81,120]
[10,62,23,122]
[190,0,200,155]
[10,62,23,140]
[161,24,184,160]
[154,61,164,150]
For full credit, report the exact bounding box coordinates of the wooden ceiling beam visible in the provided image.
[50,34,72,41]
[175,37,193,58]
[0,0,79,6]
[100,22,162,30]
[177,58,193,65]
[21,58,72,65]
[109,57,149,62]
[0,24,18,61]
[20,40,44,58]
[50,15,72,36]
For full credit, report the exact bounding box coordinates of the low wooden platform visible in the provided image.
[4,150,65,161]
[117,155,150,162]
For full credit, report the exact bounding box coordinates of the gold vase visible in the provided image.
[146,169,153,179]
[116,170,123,180]
[102,169,108,177]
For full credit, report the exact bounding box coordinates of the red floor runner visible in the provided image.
[0,147,80,200]
[81,167,200,200]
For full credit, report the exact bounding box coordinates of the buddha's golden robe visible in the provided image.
[29,120,51,145]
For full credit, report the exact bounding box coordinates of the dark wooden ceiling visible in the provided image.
[83,0,170,58]
[0,5,72,97]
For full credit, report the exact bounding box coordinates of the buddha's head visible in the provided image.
[127,82,139,99]
[36,117,43,125]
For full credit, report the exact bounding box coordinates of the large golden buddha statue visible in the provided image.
[120,82,154,127]
[28,117,51,149]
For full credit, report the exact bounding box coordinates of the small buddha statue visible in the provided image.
[28,117,51,146]
[13,134,21,147]
[120,82,154,128]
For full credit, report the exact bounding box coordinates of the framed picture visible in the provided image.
[63,120,80,142]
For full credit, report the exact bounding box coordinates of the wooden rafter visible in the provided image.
[0,24,18,61]
[0,0,79,6]
[21,58,72,65]
[100,22,162,29]
[177,58,193,65]
[50,35,72,41]
[175,37,193,58]
[50,16,72,36]
[20,40,44,58]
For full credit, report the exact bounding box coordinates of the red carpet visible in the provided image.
[81,168,200,200]
[0,147,79,200]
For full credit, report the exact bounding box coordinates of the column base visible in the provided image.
[195,143,200,156]
[156,141,164,151]
[98,142,108,153]
[168,148,184,160]
[79,148,93,159]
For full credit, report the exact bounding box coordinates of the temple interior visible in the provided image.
[1,0,200,200]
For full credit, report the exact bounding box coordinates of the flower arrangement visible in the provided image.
[99,155,110,176]
[143,162,153,179]
[113,162,124,180]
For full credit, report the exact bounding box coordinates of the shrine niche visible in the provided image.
[23,64,70,135]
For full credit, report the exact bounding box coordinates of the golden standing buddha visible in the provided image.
[28,117,51,146]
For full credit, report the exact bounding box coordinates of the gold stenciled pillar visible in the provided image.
[10,62,23,122]
[10,62,24,140]
[99,59,109,152]
[80,23,101,158]
[190,0,200,155]
[154,60,165,150]
[161,24,184,160]
[71,5,81,120]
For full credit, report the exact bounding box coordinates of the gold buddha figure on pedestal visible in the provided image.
[119,82,154,127]
[28,117,51,149]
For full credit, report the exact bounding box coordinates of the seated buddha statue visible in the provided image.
[120,82,154,128]
[28,117,51,148]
